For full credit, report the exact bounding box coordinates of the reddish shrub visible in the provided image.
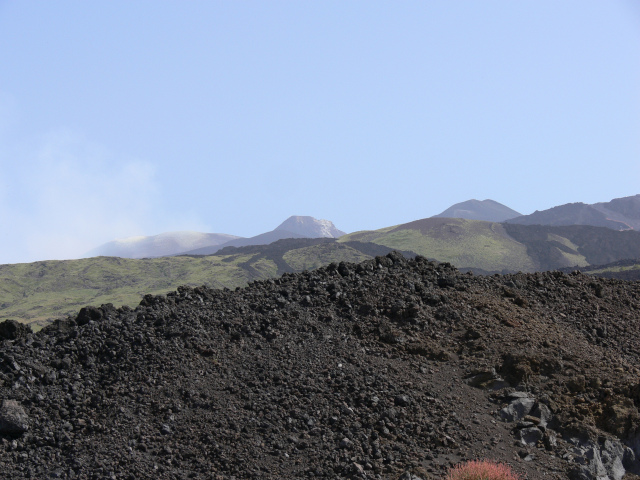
[445,460,522,480]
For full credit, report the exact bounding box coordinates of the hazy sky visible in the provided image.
[1,1,639,264]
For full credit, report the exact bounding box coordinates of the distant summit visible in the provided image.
[86,231,241,259]
[179,216,345,256]
[182,230,308,255]
[507,194,640,230]
[86,216,346,259]
[275,216,345,238]
[433,199,521,222]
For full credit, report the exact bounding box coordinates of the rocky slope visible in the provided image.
[559,259,640,282]
[1,253,640,479]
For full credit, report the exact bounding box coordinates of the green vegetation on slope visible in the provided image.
[6,221,640,329]
[546,233,589,268]
[587,264,640,274]
[503,224,640,270]
[283,243,372,271]
[0,239,410,328]
[0,255,263,328]
[340,218,535,272]
[558,259,640,281]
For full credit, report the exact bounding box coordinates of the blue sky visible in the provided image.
[0,1,639,264]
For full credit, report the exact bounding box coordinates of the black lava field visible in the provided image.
[1,253,640,480]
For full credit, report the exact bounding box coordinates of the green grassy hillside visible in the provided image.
[0,255,262,328]
[0,239,409,328]
[558,259,640,281]
[5,221,639,328]
[340,218,536,272]
[502,224,640,271]
[282,243,371,271]
[340,218,640,274]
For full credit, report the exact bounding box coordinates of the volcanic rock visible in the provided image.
[0,319,31,341]
[499,397,535,422]
[0,254,639,479]
[0,400,29,434]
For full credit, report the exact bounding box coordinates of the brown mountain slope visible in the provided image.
[507,194,640,231]
[507,203,628,230]
[503,223,640,271]
[592,194,640,230]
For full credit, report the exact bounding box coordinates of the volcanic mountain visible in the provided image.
[507,194,640,231]
[274,215,346,238]
[85,216,345,259]
[8,214,640,327]
[180,216,345,256]
[433,199,521,222]
[86,231,241,259]
[1,253,640,479]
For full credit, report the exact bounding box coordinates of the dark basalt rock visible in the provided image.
[0,253,639,479]
[75,305,103,325]
[0,400,29,434]
[0,319,31,341]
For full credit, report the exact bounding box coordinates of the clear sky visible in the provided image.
[1,1,639,264]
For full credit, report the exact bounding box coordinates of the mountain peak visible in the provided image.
[86,231,241,259]
[275,216,345,238]
[433,199,521,222]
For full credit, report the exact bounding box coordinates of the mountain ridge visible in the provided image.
[88,216,346,259]
[507,194,640,230]
[82,195,639,261]
[7,212,640,327]
[85,231,241,259]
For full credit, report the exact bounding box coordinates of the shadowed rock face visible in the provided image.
[1,253,640,479]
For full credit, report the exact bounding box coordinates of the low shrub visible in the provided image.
[445,460,522,480]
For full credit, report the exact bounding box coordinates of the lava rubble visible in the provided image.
[1,252,640,479]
